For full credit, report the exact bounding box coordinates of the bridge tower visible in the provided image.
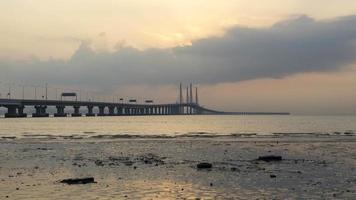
[189,83,193,114]
[186,86,189,114]
[195,87,198,105]
[179,83,183,114]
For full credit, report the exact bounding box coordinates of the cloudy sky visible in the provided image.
[1,0,356,114]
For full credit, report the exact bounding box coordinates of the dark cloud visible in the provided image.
[1,15,356,89]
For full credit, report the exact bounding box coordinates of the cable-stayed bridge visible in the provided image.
[0,83,290,118]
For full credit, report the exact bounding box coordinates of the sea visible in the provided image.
[0,115,355,139]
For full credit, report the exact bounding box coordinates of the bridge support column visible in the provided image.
[98,106,106,116]
[17,106,27,117]
[108,106,115,116]
[86,106,95,117]
[33,105,49,117]
[72,106,81,117]
[170,106,174,115]
[166,106,169,115]
[5,106,18,118]
[175,105,180,115]
[4,105,27,118]
[116,107,123,115]
[54,106,67,117]
[124,107,129,115]
[168,106,171,115]
[133,108,137,115]
[156,107,160,115]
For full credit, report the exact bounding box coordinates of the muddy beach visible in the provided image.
[1,137,356,199]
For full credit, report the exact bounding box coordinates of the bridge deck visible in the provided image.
[0,98,290,117]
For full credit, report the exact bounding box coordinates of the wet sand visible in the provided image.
[1,137,356,199]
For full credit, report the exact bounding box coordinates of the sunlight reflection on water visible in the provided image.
[0,115,355,139]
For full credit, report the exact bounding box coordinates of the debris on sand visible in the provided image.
[197,162,213,169]
[257,155,282,162]
[60,177,96,185]
[137,153,165,165]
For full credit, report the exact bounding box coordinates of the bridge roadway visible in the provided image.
[0,98,290,118]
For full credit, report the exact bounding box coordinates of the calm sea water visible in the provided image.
[0,115,355,139]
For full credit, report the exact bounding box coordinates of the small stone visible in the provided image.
[270,174,277,178]
[258,155,282,162]
[60,177,96,185]
[197,162,212,169]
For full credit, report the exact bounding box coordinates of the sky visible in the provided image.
[1,0,356,114]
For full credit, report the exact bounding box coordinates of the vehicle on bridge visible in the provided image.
[61,92,77,101]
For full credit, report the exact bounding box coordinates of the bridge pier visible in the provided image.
[17,106,27,117]
[5,106,18,118]
[168,106,172,115]
[124,107,129,115]
[72,106,81,117]
[131,108,135,115]
[54,106,67,117]
[180,105,184,115]
[108,106,115,116]
[86,106,95,117]
[33,105,49,117]
[98,106,106,116]
[156,107,160,115]
[175,105,180,115]
[116,107,123,115]
[4,105,27,118]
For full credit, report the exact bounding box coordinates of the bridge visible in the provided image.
[0,83,290,118]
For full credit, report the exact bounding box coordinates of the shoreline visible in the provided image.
[1,137,356,199]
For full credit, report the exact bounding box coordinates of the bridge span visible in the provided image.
[0,98,289,118]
